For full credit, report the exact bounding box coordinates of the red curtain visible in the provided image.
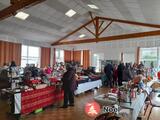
[41,47,51,68]
[73,51,81,63]
[0,40,21,66]
[83,50,90,69]
[64,50,72,62]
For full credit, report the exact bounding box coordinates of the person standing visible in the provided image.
[9,61,19,77]
[104,63,113,88]
[113,64,118,86]
[117,62,125,86]
[123,63,133,82]
[61,65,77,108]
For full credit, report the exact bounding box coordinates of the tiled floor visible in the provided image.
[0,87,160,120]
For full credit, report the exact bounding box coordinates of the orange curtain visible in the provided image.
[64,50,72,62]
[73,51,81,63]
[83,50,90,69]
[0,40,21,66]
[41,47,51,68]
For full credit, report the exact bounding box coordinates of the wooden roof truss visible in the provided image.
[52,12,160,46]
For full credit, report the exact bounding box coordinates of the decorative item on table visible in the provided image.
[157,71,160,80]
[117,87,132,103]
[138,79,145,90]
[25,77,42,88]
[122,82,128,89]
[41,76,50,85]
[35,83,47,89]
[136,78,145,94]
[110,87,118,93]
[147,75,153,81]
[107,92,118,101]
[130,88,137,98]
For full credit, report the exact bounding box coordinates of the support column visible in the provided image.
[121,52,123,62]
[136,47,140,64]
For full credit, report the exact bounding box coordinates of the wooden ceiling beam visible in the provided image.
[98,21,104,30]
[98,16,160,28]
[84,26,96,37]
[52,18,96,45]
[98,21,113,36]
[53,30,160,46]
[89,11,96,28]
[0,0,45,20]
[95,17,99,38]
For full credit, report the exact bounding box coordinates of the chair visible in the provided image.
[95,112,120,120]
[143,90,160,120]
[151,82,160,93]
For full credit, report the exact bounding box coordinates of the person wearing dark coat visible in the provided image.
[117,62,125,86]
[123,63,133,82]
[104,63,113,88]
[61,65,77,108]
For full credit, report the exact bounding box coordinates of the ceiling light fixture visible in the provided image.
[87,4,99,9]
[15,11,29,20]
[65,9,76,17]
[79,34,86,38]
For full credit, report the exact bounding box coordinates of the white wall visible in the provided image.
[55,36,160,66]
[123,53,135,64]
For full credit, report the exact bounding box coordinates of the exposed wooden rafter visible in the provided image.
[0,0,45,20]
[98,16,160,28]
[52,18,96,45]
[98,21,113,36]
[95,17,99,38]
[52,13,160,46]
[84,26,96,37]
[98,21,104,30]
[89,11,96,28]
[54,30,160,45]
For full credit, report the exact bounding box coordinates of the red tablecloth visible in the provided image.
[21,86,64,114]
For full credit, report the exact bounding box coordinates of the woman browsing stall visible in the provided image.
[61,65,77,108]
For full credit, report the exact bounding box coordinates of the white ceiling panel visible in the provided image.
[0,0,160,44]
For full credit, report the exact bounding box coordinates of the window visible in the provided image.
[93,53,104,72]
[21,45,40,67]
[140,47,158,68]
[56,49,64,63]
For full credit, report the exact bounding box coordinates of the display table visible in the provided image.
[94,79,159,120]
[2,85,64,115]
[74,79,102,95]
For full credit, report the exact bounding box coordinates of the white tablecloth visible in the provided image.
[74,80,102,95]
[94,79,158,120]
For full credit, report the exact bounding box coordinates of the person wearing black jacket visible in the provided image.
[61,65,77,108]
[104,63,113,88]
[117,62,125,86]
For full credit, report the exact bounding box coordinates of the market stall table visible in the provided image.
[1,85,64,115]
[74,78,102,95]
[94,79,159,120]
